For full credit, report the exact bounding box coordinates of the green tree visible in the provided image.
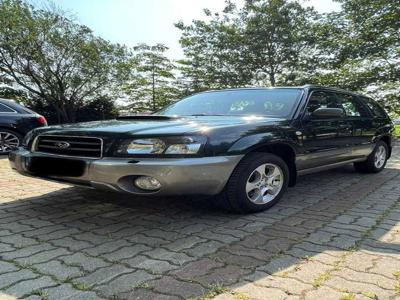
[311,0,400,115]
[124,43,177,112]
[176,0,317,90]
[175,5,250,91]
[241,0,317,86]
[0,0,130,123]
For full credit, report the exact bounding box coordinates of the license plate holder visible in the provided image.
[27,157,86,177]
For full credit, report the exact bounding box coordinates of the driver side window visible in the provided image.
[306,91,340,115]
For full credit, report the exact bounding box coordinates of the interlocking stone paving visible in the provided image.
[0,143,399,300]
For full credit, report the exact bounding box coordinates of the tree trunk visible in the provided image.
[152,68,156,111]
[269,72,276,87]
[54,102,76,124]
[66,104,77,123]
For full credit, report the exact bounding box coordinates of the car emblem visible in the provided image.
[55,141,70,149]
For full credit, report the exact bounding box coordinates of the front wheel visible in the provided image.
[218,153,289,213]
[0,130,22,154]
[354,141,388,173]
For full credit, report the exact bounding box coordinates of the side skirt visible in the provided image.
[297,158,366,176]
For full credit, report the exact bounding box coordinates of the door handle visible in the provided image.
[338,124,352,129]
[338,124,353,132]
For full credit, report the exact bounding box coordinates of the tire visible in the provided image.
[354,140,388,173]
[217,152,290,214]
[0,129,22,154]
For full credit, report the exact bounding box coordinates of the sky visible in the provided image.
[43,0,341,59]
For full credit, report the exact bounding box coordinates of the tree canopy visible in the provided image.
[0,0,398,120]
[123,43,178,112]
[176,0,399,115]
[312,0,400,115]
[0,0,130,122]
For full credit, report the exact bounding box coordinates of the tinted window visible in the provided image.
[306,91,340,114]
[336,94,368,117]
[0,103,16,113]
[361,97,388,118]
[157,89,302,118]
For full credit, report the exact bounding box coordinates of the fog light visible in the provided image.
[134,176,161,191]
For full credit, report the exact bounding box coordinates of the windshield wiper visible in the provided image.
[117,115,180,120]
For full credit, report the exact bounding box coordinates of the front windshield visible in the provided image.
[157,89,302,118]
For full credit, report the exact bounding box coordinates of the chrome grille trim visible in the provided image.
[34,135,103,159]
[39,139,100,146]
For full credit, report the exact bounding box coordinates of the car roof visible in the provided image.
[199,85,368,98]
[0,98,34,114]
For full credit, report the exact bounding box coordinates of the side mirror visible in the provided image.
[311,108,344,119]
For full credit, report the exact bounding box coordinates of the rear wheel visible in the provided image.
[0,130,21,154]
[217,153,289,213]
[354,140,388,173]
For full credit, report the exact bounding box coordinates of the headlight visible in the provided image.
[116,139,166,155]
[165,143,201,154]
[115,136,205,156]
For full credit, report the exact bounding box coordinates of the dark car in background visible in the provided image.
[9,85,393,213]
[0,98,47,154]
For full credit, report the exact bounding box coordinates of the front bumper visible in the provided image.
[9,149,243,196]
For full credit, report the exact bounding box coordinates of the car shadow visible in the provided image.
[1,157,399,299]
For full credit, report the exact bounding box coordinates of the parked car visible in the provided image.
[9,85,393,213]
[0,98,47,154]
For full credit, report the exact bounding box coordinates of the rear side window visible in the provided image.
[361,97,388,118]
[335,93,369,117]
[0,103,16,113]
[306,91,340,114]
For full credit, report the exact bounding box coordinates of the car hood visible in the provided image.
[34,115,288,136]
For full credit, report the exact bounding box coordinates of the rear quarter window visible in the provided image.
[335,93,369,117]
[360,97,388,118]
[0,103,16,113]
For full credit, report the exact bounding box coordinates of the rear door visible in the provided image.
[361,96,393,137]
[335,93,374,159]
[298,90,350,170]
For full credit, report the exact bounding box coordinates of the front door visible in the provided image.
[297,90,351,170]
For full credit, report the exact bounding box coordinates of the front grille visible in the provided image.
[35,135,103,158]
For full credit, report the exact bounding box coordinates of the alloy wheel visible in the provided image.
[0,131,20,153]
[374,145,386,169]
[245,163,284,205]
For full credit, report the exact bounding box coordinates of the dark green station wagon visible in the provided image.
[9,85,394,213]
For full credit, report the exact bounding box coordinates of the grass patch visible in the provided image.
[277,270,290,278]
[312,272,332,287]
[394,271,400,280]
[135,282,151,289]
[394,271,400,295]
[207,283,229,298]
[232,291,250,300]
[195,283,229,300]
[32,289,49,300]
[341,294,356,300]
[395,125,400,138]
[362,291,378,299]
[72,282,92,291]
[395,282,400,295]
[302,255,312,262]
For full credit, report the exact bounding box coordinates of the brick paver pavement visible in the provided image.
[0,144,399,300]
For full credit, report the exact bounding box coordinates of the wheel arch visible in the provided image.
[377,135,392,158]
[245,142,298,187]
[0,125,24,136]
